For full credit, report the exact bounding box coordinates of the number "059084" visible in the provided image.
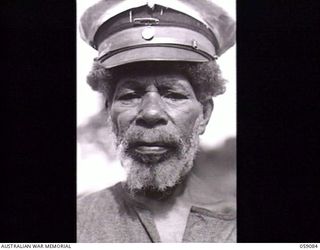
[300,244,318,248]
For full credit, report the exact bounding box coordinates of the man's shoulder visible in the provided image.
[77,182,124,215]
[77,182,142,242]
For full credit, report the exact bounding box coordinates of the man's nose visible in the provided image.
[136,92,168,128]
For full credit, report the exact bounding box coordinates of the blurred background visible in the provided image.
[77,0,236,197]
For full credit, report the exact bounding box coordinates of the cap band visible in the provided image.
[97,26,216,63]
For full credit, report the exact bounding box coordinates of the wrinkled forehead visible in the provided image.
[114,70,193,93]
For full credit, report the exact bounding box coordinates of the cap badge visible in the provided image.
[142,26,155,40]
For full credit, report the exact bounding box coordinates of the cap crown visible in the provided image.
[80,0,235,67]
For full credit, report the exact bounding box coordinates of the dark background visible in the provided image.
[2,0,320,242]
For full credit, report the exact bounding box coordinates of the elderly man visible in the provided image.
[78,0,236,243]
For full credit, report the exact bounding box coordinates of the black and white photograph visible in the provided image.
[77,0,236,243]
[3,0,319,245]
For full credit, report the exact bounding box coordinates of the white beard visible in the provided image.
[115,118,202,193]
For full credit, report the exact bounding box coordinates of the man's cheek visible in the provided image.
[175,109,203,135]
[109,109,121,137]
[114,111,136,136]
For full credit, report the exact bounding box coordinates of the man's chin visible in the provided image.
[117,125,201,195]
[121,153,192,194]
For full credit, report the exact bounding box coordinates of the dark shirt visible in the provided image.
[77,182,236,242]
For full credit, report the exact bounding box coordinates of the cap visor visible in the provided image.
[100,47,209,69]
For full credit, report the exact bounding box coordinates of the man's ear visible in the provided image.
[199,99,214,135]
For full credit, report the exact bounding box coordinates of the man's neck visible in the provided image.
[124,180,191,243]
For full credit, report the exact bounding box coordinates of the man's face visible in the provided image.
[109,69,210,192]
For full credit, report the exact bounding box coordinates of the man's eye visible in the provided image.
[164,92,187,100]
[118,93,140,101]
